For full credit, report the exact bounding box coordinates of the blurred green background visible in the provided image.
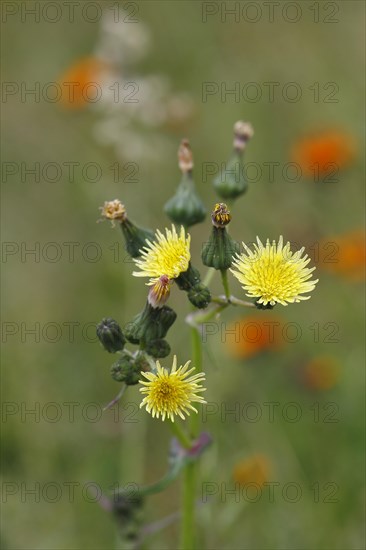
[2,1,365,549]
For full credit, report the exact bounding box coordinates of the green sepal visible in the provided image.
[201,226,240,270]
[188,283,211,309]
[164,172,206,227]
[213,151,248,200]
[120,218,154,258]
[175,262,201,291]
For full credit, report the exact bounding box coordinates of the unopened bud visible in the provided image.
[175,263,211,309]
[202,205,239,270]
[120,219,155,258]
[148,275,171,308]
[111,352,141,385]
[188,283,211,309]
[164,140,206,227]
[145,338,171,358]
[96,318,125,353]
[124,303,177,345]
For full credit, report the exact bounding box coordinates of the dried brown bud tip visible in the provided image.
[178,138,194,173]
[99,199,127,226]
[233,121,254,152]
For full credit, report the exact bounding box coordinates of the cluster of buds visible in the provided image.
[97,123,255,378]
[124,299,177,358]
[97,318,151,384]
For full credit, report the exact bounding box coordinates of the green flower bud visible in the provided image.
[213,151,247,200]
[96,318,125,353]
[99,199,154,258]
[175,263,201,291]
[133,350,152,373]
[113,491,144,542]
[175,262,211,309]
[124,303,177,345]
[164,140,206,227]
[202,228,239,270]
[145,339,171,358]
[202,203,240,270]
[111,352,141,385]
[188,283,211,309]
[213,121,254,200]
[120,218,154,258]
[164,173,206,227]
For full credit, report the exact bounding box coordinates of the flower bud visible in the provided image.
[213,151,247,200]
[202,204,239,270]
[124,303,177,345]
[188,283,211,309]
[164,140,206,227]
[147,275,171,308]
[120,218,155,259]
[145,338,171,358]
[213,121,253,200]
[175,263,201,291]
[175,263,211,309]
[111,352,141,385]
[112,491,144,542]
[99,199,154,258]
[96,318,125,353]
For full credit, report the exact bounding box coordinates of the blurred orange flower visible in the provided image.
[227,315,284,359]
[233,455,271,488]
[58,57,108,109]
[318,230,365,281]
[301,356,340,391]
[291,130,356,178]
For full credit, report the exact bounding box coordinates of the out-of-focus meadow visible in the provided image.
[1,1,365,549]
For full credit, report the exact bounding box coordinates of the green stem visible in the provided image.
[180,327,203,549]
[182,462,196,549]
[220,269,231,301]
[211,295,255,308]
[169,419,192,450]
[190,327,203,437]
[203,266,215,287]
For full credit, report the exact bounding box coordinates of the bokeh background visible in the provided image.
[2,1,365,549]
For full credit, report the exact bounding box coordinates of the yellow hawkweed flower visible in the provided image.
[133,225,191,280]
[139,355,206,422]
[230,236,318,306]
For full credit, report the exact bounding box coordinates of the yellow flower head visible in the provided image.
[133,225,191,280]
[230,236,318,306]
[139,355,206,422]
